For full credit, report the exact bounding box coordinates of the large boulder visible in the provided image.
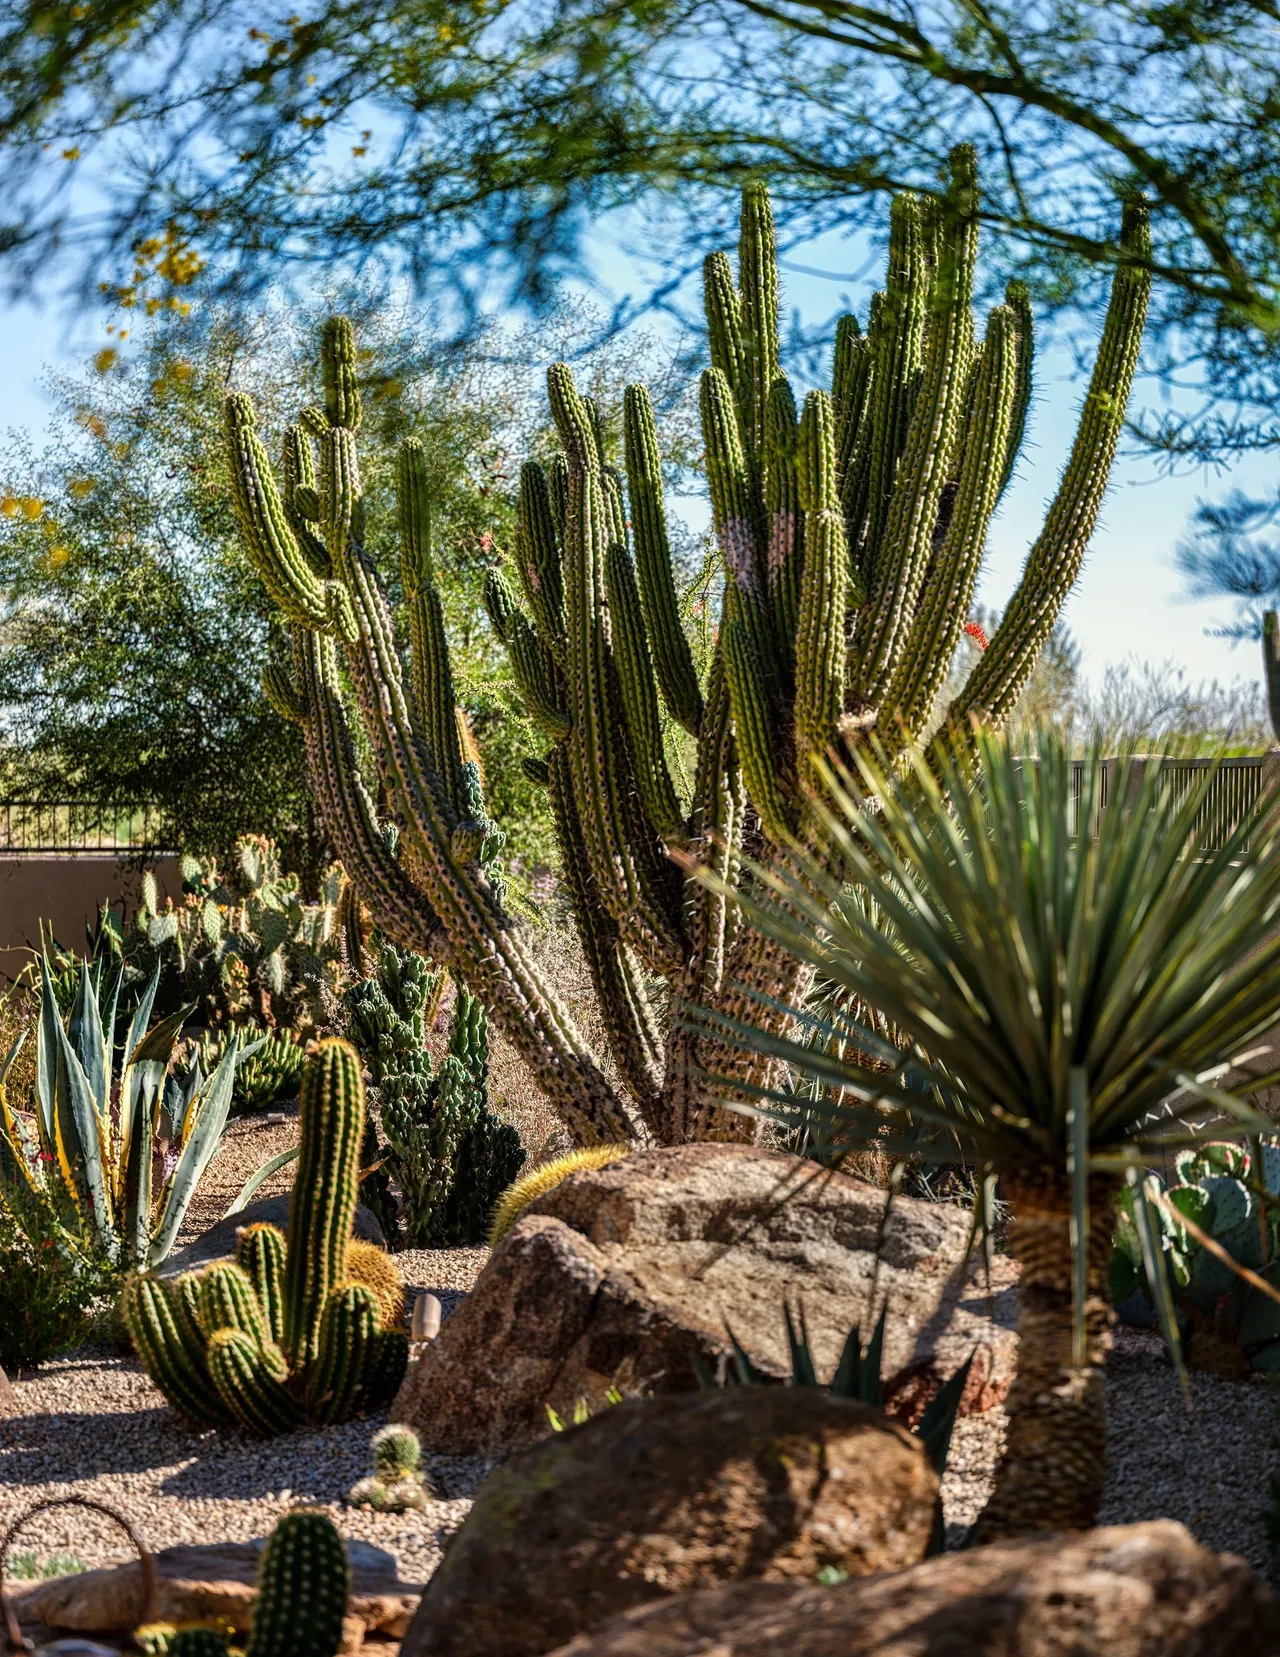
[394,1143,1015,1454]
[541,1521,1280,1657]
[400,1385,939,1657]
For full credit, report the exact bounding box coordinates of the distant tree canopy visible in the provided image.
[1,2,1279,455]
[0,286,700,881]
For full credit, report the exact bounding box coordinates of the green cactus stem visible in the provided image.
[246,1510,350,1657]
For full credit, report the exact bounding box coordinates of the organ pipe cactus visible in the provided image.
[225,150,1150,1147]
[121,1039,409,1434]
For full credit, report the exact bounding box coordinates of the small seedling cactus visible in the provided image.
[1111,1140,1280,1374]
[122,1039,409,1433]
[349,1422,431,1512]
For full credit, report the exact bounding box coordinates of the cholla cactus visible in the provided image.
[225,152,1150,1147]
[122,1040,408,1434]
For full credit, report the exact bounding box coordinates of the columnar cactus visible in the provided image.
[225,150,1150,1147]
[122,1039,408,1435]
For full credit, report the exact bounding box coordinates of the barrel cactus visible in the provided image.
[122,1039,408,1433]
[225,150,1150,1147]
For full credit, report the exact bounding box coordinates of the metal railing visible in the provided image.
[0,801,171,857]
[1068,757,1265,850]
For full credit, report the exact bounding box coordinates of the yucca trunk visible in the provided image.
[974,1169,1119,1540]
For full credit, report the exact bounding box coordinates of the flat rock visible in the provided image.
[401,1385,939,1657]
[9,1536,420,1645]
[394,1143,1016,1454]
[542,1520,1280,1657]
[161,1193,387,1276]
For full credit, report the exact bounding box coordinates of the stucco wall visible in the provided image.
[0,856,183,984]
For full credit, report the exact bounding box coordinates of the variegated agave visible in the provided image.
[0,947,256,1269]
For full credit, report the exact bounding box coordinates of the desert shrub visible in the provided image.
[0,1205,115,1372]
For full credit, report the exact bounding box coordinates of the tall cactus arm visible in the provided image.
[944,197,1151,729]
[997,281,1035,504]
[281,427,330,579]
[517,461,568,660]
[622,386,704,736]
[738,181,781,467]
[704,250,749,403]
[604,542,686,844]
[322,313,363,430]
[886,303,1019,736]
[854,144,981,711]
[793,392,850,792]
[764,377,804,692]
[839,290,883,575]
[679,654,743,1010]
[831,314,872,490]
[262,660,307,725]
[547,748,662,1136]
[549,362,685,977]
[723,620,793,843]
[862,196,930,576]
[224,396,332,631]
[508,605,573,744]
[397,438,469,811]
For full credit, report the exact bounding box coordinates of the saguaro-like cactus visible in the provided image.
[226,151,1150,1147]
[122,1039,408,1434]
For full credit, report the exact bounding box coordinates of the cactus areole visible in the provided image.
[226,150,1151,1147]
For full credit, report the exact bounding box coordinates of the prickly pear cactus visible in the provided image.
[1111,1139,1280,1375]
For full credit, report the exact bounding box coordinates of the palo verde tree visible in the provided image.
[225,147,1150,1146]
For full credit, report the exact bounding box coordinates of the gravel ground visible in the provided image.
[176,1109,301,1249]
[0,1249,491,1584]
[6,1250,1279,1586]
[939,1323,1280,1570]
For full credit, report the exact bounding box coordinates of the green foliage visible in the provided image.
[344,941,525,1248]
[0,1199,113,1372]
[1112,1141,1280,1374]
[0,946,250,1270]
[184,1026,306,1115]
[122,1039,408,1435]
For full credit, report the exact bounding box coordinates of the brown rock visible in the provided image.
[0,1362,14,1414]
[400,1385,938,1657]
[8,1537,420,1645]
[394,1143,1016,1455]
[541,1521,1280,1657]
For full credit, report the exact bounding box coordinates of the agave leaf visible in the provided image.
[723,1321,765,1386]
[52,1014,119,1262]
[146,1034,240,1266]
[828,1322,863,1400]
[1132,1170,1188,1400]
[861,1303,887,1410]
[1068,1066,1089,1368]
[917,1351,975,1475]
[35,951,62,1156]
[784,1302,820,1389]
[224,1144,299,1218]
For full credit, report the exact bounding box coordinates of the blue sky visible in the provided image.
[2,214,1271,699]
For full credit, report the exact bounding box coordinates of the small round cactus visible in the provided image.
[348,1422,430,1511]
[372,1422,422,1479]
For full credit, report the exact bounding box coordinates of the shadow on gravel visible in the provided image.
[0,1406,195,1481]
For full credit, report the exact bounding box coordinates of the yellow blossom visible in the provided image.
[0,495,16,516]
[61,147,80,161]
[94,348,117,374]
[68,478,95,500]
[20,497,43,520]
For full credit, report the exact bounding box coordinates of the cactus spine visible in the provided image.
[122,1040,408,1436]
[225,150,1150,1148]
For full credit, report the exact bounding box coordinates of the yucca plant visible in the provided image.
[0,948,255,1270]
[693,728,1280,1540]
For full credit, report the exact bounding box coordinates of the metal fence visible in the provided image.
[0,801,171,857]
[1067,757,1266,850]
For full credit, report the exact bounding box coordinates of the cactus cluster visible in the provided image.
[163,1511,350,1657]
[225,154,1150,1146]
[1112,1140,1280,1376]
[122,1039,409,1433]
[183,1025,306,1114]
[345,940,525,1246]
[130,836,347,1036]
[348,1421,431,1512]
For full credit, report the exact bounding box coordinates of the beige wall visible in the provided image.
[0,856,183,985]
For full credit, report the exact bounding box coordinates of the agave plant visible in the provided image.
[0,948,255,1269]
[693,729,1280,1540]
